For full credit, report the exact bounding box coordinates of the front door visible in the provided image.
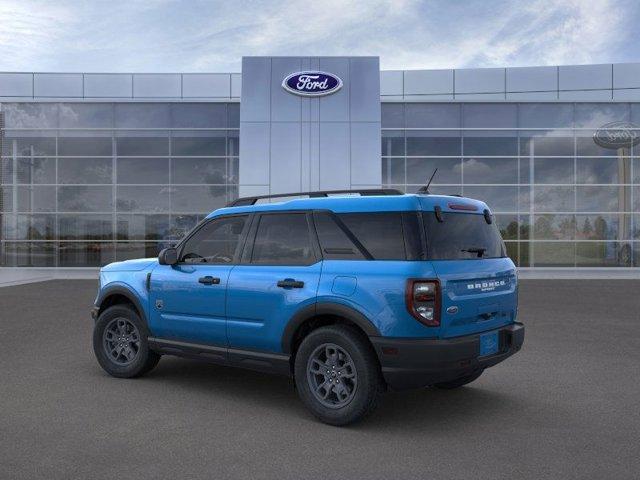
[149,214,250,346]
[226,212,322,353]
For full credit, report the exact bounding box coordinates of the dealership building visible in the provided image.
[1,56,639,272]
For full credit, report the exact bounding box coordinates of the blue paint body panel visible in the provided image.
[95,193,518,357]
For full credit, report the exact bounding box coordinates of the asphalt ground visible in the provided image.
[1,279,639,479]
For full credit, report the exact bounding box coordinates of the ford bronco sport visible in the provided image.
[92,189,524,425]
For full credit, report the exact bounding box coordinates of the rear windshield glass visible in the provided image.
[423,212,506,260]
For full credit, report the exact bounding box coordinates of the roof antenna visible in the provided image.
[417,168,438,194]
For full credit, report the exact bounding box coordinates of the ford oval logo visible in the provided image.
[282,71,343,97]
[593,121,640,149]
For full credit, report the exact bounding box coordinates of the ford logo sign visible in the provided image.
[282,71,343,97]
[593,121,640,149]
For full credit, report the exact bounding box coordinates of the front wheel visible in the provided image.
[294,325,383,426]
[93,304,160,378]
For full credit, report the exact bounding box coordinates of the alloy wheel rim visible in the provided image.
[307,343,358,409]
[103,318,141,365]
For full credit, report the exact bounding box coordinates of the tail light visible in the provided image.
[406,279,441,326]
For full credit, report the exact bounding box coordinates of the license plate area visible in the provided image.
[479,331,499,357]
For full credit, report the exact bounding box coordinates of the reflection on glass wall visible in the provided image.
[382,102,639,267]
[0,102,239,267]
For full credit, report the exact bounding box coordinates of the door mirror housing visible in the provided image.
[158,247,178,266]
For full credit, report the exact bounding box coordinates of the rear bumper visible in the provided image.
[370,323,524,391]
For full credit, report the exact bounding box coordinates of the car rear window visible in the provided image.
[423,212,506,260]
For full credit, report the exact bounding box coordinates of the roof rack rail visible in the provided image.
[226,188,404,207]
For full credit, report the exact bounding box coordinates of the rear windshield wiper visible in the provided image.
[461,247,486,258]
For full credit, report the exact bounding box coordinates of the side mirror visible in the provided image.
[158,247,178,266]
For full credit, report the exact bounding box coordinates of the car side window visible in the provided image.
[251,213,315,265]
[338,212,407,260]
[180,215,248,264]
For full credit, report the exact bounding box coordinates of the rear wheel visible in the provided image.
[93,304,160,378]
[433,369,483,389]
[294,325,382,426]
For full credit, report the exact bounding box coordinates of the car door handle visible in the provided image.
[198,276,220,285]
[277,278,304,289]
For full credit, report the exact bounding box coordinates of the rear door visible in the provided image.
[226,212,322,353]
[423,211,517,339]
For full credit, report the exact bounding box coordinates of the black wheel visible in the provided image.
[433,369,483,389]
[294,325,383,426]
[93,304,160,378]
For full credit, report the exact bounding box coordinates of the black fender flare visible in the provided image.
[281,302,381,354]
[95,284,147,324]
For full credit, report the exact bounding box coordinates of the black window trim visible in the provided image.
[175,212,253,266]
[241,210,321,267]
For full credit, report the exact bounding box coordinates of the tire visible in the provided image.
[433,369,483,389]
[294,325,383,426]
[93,304,160,378]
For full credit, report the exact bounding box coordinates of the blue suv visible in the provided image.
[92,189,524,425]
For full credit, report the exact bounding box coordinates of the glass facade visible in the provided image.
[1,100,639,268]
[0,102,239,267]
[382,103,640,268]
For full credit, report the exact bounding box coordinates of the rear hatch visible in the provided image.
[422,211,517,339]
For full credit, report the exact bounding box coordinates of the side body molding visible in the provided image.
[281,302,381,353]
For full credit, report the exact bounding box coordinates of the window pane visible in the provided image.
[406,131,461,156]
[59,214,113,240]
[381,103,404,128]
[339,213,406,260]
[576,134,626,156]
[532,242,575,267]
[58,186,113,212]
[381,130,404,156]
[58,242,115,267]
[533,215,575,240]
[115,242,166,261]
[251,213,314,265]
[313,212,365,260]
[463,104,516,128]
[576,157,627,184]
[58,103,113,128]
[462,158,517,184]
[462,186,518,212]
[171,186,226,213]
[13,214,55,240]
[116,214,170,241]
[1,186,12,211]
[227,130,239,157]
[228,104,240,127]
[576,186,630,212]
[116,136,168,156]
[2,104,58,128]
[533,186,574,212]
[171,158,227,184]
[2,242,56,267]
[463,135,518,156]
[171,103,227,128]
[17,186,56,212]
[382,158,404,184]
[3,136,56,156]
[180,215,247,264]
[1,157,12,183]
[576,214,629,241]
[494,214,518,240]
[170,214,201,240]
[574,103,630,128]
[406,158,461,185]
[406,104,460,128]
[58,158,112,184]
[114,104,170,128]
[534,158,574,184]
[16,157,56,184]
[116,158,169,184]
[519,134,574,156]
[576,242,631,267]
[518,104,574,129]
[116,186,170,213]
[423,212,506,260]
[58,137,113,156]
[171,134,226,156]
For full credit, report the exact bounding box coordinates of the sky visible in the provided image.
[0,0,638,73]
